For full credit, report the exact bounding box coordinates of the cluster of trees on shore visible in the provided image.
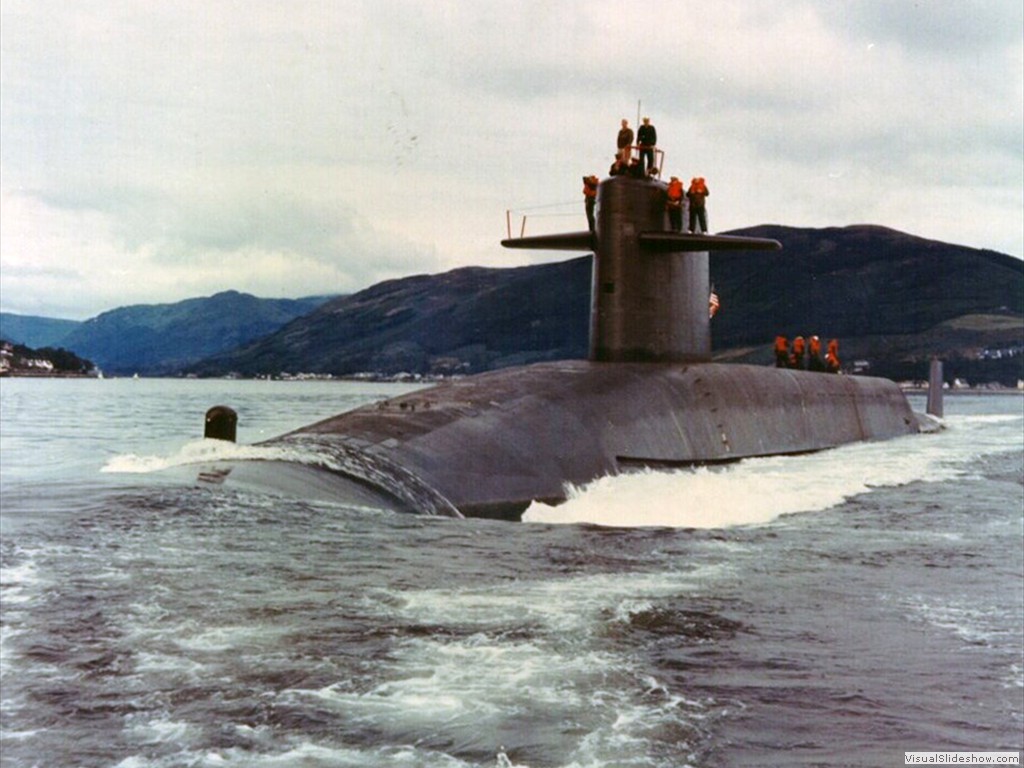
[0,339,96,376]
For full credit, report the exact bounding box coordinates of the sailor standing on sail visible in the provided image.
[665,176,684,231]
[687,177,710,233]
[583,175,599,231]
[637,117,657,174]
[616,119,634,163]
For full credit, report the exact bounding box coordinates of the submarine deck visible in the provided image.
[261,361,920,520]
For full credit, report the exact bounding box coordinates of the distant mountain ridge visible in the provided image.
[710,224,1020,343]
[708,225,1023,382]
[60,291,335,374]
[7,226,1021,384]
[190,225,1023,384]
[189,260,591,377]
[0,313,82,348]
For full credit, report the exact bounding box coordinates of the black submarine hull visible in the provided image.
[218,360,926,521]
[189,173,938,521]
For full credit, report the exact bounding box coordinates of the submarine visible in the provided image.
[195,165,941,521]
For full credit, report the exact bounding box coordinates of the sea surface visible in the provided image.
[1,377,1021,768]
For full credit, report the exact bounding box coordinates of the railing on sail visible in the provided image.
[505,200,581,240]
[504,147,668,239]
[626,145,666,178]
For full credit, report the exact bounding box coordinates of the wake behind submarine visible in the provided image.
[197,161,941,521]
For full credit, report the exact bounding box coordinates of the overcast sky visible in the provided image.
[2,1,1022,320]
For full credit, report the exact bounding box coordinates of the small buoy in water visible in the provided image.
[205,405,237,442]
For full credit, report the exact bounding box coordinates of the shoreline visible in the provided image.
[0,371,97,379]
[3,371,1022,394]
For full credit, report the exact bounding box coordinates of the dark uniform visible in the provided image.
[583,175,599,231]
[637,118,657,174]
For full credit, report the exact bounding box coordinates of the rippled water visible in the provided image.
[1,378,1021,767]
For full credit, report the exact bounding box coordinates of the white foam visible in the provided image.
[0,551,43,678]
[0,623,25,675]
[0,728,43,741]
[133,650,206,677]
[903,596,1019,648]
[392,567,730,638]
[0,559,40,605]
[101,439,320,474]
[1009,663,1023,690]
[279,568,725,767]
[495,749,532,768]
[959,413,1022,424]
[199,742,472,767]
[126,715,193,744]
[524,410,1023,529]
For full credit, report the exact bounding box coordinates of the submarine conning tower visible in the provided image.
[592,176,708,362]
[501,173,781,362]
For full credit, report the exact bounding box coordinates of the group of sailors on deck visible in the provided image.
[775,335,842,373]
[583,116,710,234]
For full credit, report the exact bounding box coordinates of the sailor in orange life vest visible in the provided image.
[582,175,599,231]
[789,335,806,370]
[825,339,841,374]
[774,335,789,368]
[686,177,710,233]
[616,119,634,162]
[807,335,826,372]
[665,176,684,231]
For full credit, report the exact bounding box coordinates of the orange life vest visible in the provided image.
[825,339,841,372]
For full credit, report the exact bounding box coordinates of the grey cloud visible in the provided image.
[2,0,1021,322]
[820,1,1024,53]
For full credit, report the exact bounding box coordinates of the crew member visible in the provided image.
[609,156,627,176]
[774,335,789,368]
[583,175,599,231]
[637,116,657,174]
[789,335,806,370]
[825,339,841,374]
[807,335,825,372]
[665,176,684,231]
[686,177,709,233]
[617,119,634,163]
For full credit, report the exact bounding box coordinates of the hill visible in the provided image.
[709,225,1023,382]
[0,313,81,348]
[189,260,591,376]
[189,225,1023,385]
[61,291,334,375]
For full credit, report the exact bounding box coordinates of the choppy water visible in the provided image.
[1,378,1021,767]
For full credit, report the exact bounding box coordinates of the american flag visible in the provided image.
[709,289,720,318]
